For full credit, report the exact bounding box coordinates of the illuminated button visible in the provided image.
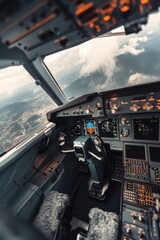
[103,15,111,22]
[140,0,149,4]
[121,4,130,13]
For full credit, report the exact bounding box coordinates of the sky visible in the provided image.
[0,10,160,103]
[44,10,160,96]
[0,66,34,101]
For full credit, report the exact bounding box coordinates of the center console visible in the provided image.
[121,142,160,240]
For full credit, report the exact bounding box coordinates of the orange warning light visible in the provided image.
[140,0,149,4]
[121,5,130,12]
[103,15,111,21]
[89,22,94,28]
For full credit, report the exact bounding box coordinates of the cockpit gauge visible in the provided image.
[84,120,97,136]
[98,118,118,138]
[133,116,159,141]
[121,128,130,138]
[102,121,114,133]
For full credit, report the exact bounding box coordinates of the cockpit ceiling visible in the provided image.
[0,0,160,60]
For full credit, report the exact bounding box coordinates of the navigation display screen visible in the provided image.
[84,120,97,135]
[98,118,118,138]
[125,145,146,160]
[133,116,159,141]
[149,146,160,162]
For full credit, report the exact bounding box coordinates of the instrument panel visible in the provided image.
[70,115,160,144]
[104,92,160,115]
[50,87,160,144]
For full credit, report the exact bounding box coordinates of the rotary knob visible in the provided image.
[121,117,128,125]
[142,102,154,111]
[146,105,150,110]
[130,104,139,112]
[110,100,120,114]
[111,107,117,114]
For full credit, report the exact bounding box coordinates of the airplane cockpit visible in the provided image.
[0,1,160,240]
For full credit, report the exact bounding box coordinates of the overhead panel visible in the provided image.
[0,0,159,59]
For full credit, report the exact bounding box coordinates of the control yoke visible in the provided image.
[74,136,111,189]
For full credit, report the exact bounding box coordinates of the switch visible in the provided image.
[126,227,131,234]
[131,214,136,220]
[138,215,143,222]
[138,231,144,239]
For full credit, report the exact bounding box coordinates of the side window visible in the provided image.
[0,65,57,154]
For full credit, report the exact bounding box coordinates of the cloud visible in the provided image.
[79,37,121,78]
[147,30,154,35]
[142,11,160,33]
[44,46,82,82]
[128,73,159,85]
[118,36,148,56]
[44,35,125,88]
[0,65,35,99]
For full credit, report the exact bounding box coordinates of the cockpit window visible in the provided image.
[0,65,57,154]
[44,11,160,100]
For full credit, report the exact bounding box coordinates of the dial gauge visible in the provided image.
[121,128,130,138]
[102,121,114,133]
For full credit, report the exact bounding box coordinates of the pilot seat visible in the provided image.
[33,191,70,240]
[77,208,119,240]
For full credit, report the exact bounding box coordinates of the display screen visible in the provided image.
[125,145,146,160]
[149,146,160,162]
[98,118,118,138]
[84,120,97,135]
[133,117,159,141]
